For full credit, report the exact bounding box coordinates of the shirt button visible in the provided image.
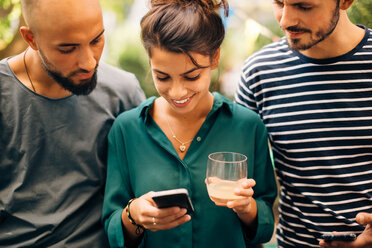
[196,137,202,142]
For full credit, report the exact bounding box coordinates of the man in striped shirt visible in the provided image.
[235,0,372,247]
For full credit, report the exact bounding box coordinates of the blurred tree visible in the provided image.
[0,0,20,49]
[116,24,157,97]
[348,0,372,28]
[100,0,134,21]
[1,0,370,96]
[0,0,25,59]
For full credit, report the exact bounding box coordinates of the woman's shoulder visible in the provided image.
[114,97,156,126]
[231,105,265,132]
[233,102,261,119]
[213,92,264,129]
[213,92,262,121]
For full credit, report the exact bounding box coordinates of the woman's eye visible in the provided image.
[185,75,200,81]
[156,76,169,81]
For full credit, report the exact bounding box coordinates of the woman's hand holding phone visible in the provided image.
[125,191,191,232]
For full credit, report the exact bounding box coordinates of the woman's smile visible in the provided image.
[171,94,194,108]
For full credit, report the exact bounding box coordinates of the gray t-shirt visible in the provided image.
[0,59,145,247]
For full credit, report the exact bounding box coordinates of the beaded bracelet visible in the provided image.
[125,198,144,235]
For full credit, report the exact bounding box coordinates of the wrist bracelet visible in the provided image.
[125,198,144,235]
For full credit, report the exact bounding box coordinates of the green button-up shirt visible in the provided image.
[102,92,277,248]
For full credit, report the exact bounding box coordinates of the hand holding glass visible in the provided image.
[206,152,248,206]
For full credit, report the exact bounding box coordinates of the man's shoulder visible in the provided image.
[0,57,11,76]
[242,37,290,72]
[95,62,145,106]
[248,37,289,60]
[367,27,372,41]
[97,62,138,87]
[110,97,154,132]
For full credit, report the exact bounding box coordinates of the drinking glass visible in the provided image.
[206,152,248,206]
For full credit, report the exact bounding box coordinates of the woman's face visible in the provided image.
[150,47,219,115]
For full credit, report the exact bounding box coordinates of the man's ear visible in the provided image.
[211,47,221,70]
[20,26,37,50]
[339,0,354,10]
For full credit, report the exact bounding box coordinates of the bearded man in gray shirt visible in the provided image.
[0,0,145,247]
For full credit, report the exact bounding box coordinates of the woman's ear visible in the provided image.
[210,47,221,70]
[20,26,37,50]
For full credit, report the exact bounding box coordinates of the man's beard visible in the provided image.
[285,4,340,51]
[39,51,98,95]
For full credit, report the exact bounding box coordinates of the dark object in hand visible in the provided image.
[321,233,357,242]
[152,188,194,214]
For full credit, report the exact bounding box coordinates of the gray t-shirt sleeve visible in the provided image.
[97,62,146,112]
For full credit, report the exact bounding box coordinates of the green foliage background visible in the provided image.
[348,0,372,28]
[0,0,371,97]
[0,0,20,50]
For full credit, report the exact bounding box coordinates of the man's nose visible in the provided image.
[78,47,96,72]
[280,6,298,30]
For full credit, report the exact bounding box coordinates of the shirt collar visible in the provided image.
[211,92,233,115]
[139,92,233,122]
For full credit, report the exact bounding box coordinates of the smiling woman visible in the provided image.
[149,48,218,119]
[102,1,278,248]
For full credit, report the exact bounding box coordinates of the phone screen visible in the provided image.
[152,188,194,213]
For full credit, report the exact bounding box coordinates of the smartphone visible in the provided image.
[321,233,357,242]
[152,188,194,214]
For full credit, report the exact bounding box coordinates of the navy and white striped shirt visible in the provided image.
[235,26,372,248]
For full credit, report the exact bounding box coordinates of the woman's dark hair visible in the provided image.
[140,0,229,67]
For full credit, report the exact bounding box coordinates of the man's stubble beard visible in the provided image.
[286,4,340,51]
[39,50,98,95]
